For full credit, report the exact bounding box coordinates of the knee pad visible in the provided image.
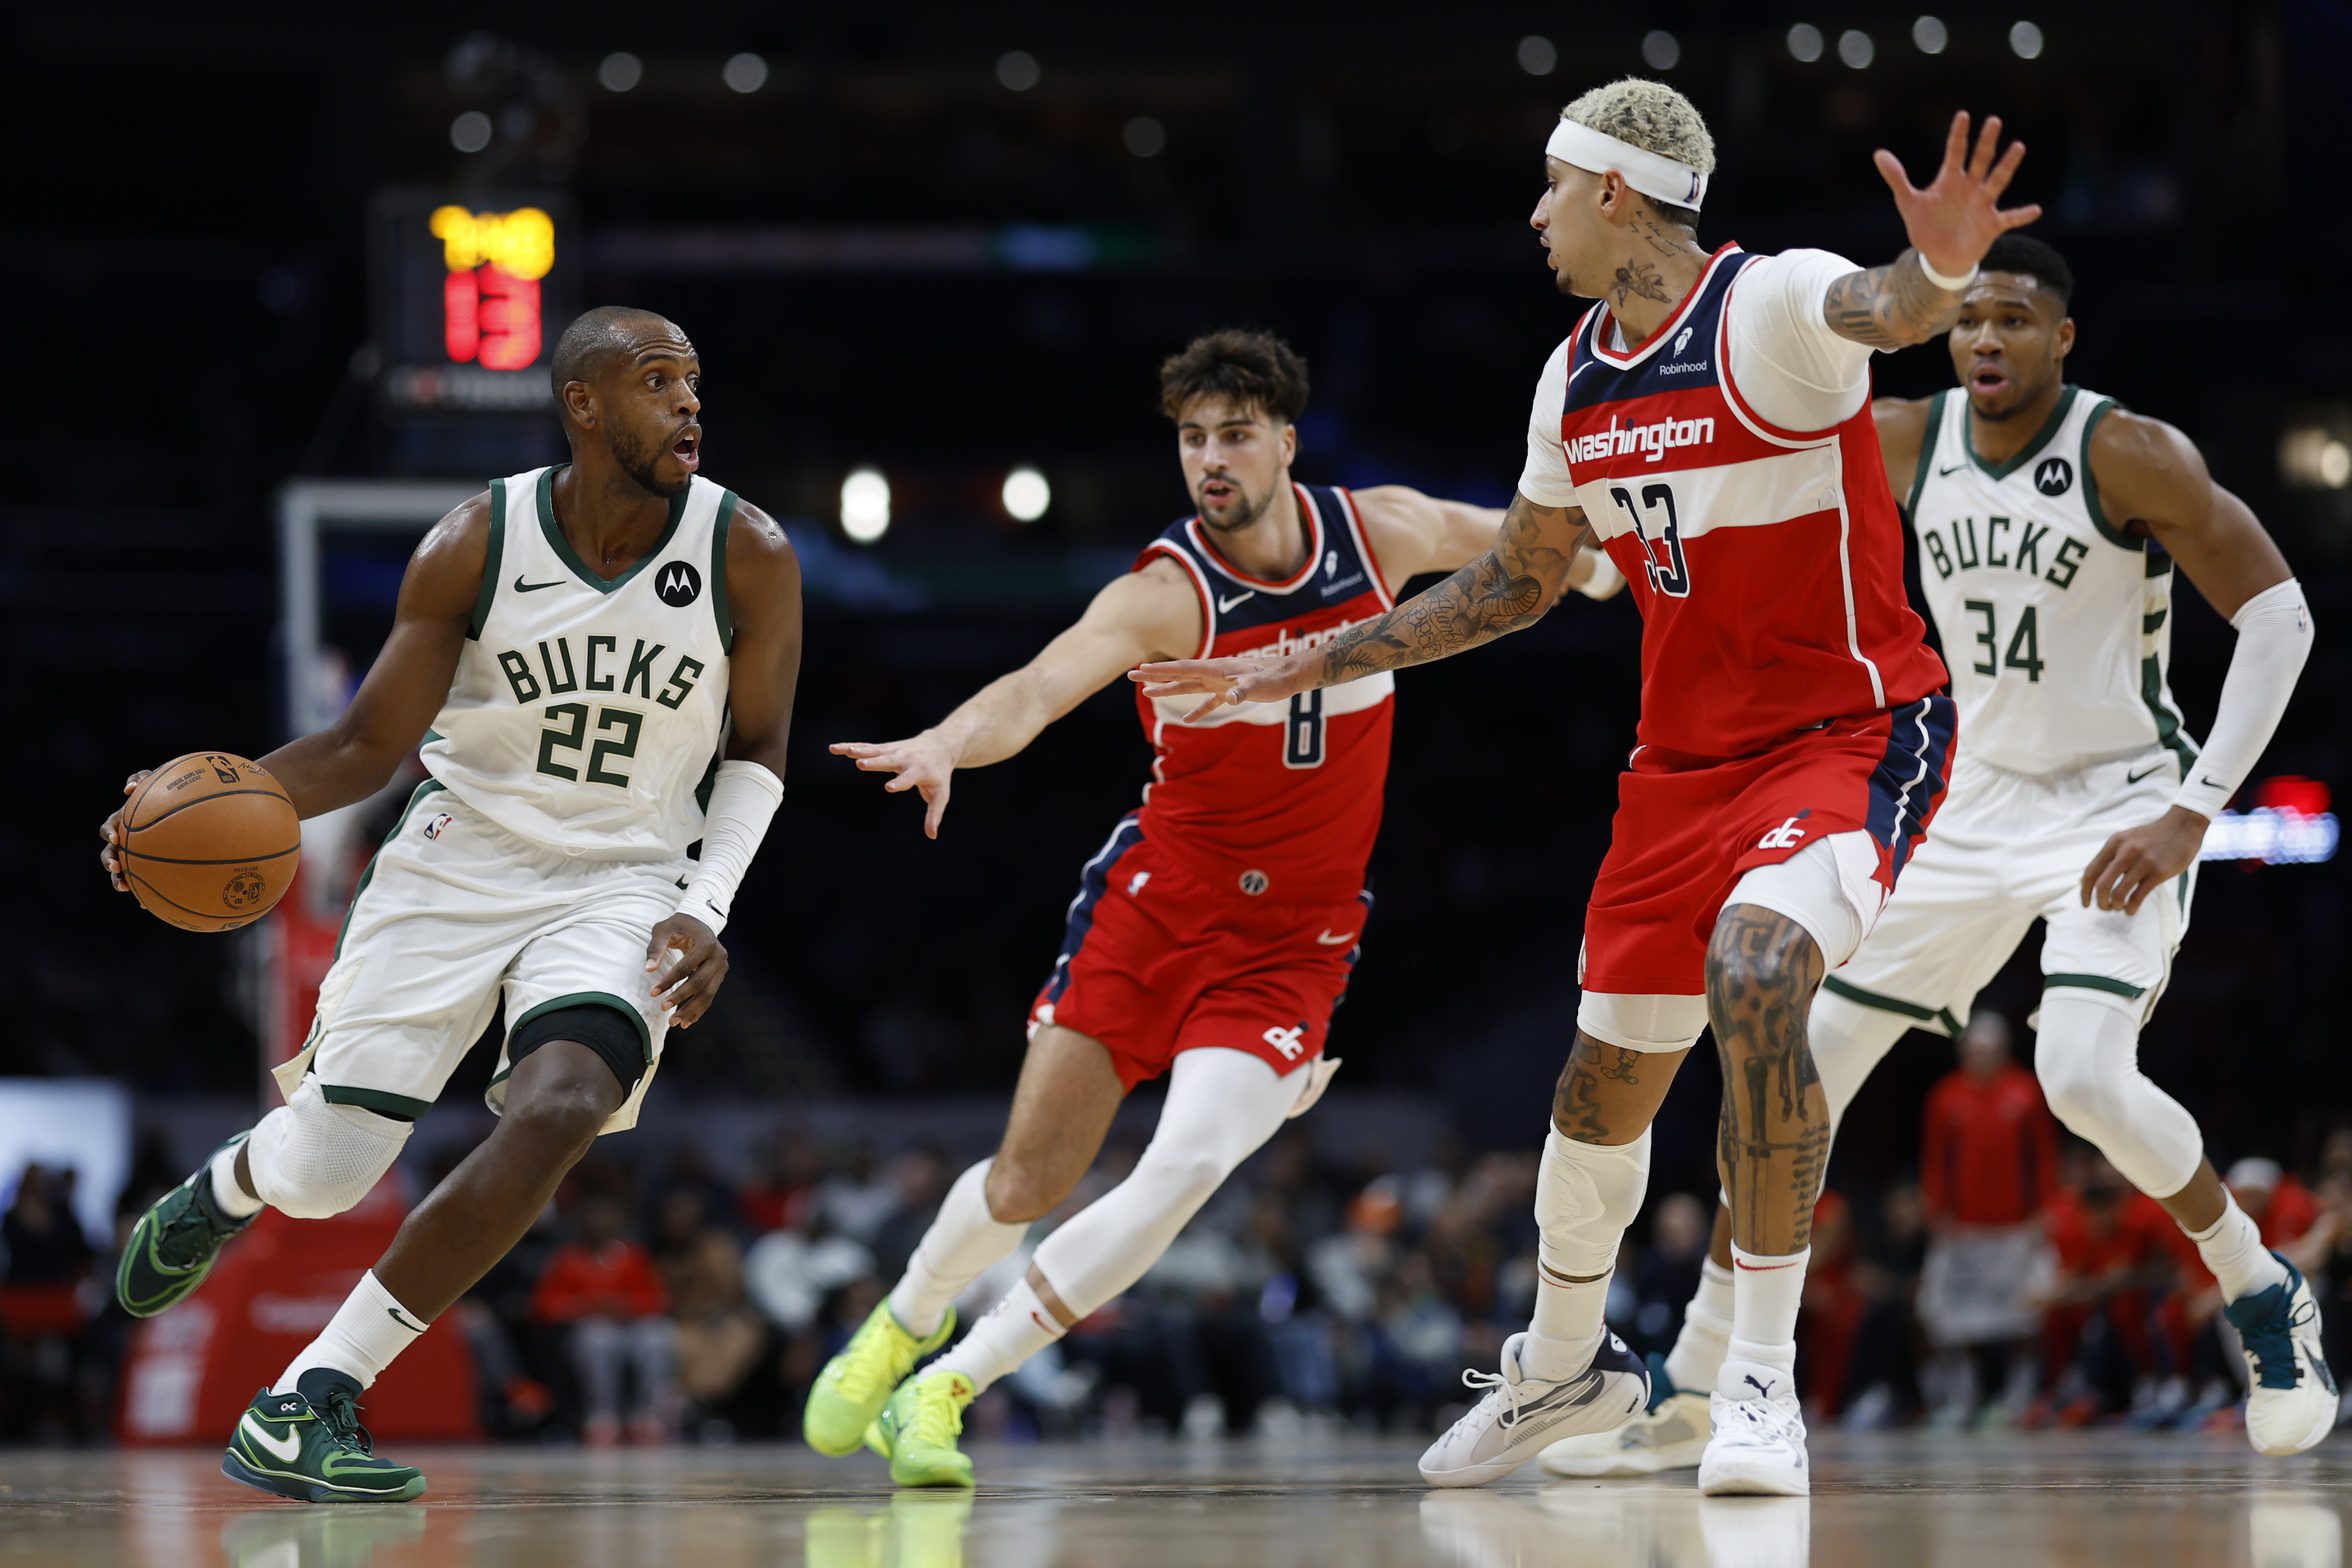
[2033,994,2202,1198]
[1535,1125,1652,1279]
[246,1079,414,1219]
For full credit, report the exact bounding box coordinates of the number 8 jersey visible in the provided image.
[422,465,735,860]
[1524,244,1946,759]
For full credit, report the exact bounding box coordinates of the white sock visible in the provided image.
[929,1279,1064,1395]
[1524,1271,1608,1381]
[2187,1192,2287,1301]
[889,1159,1028,1339]
[209,1144,262,1220]
[271,1270,427,1394]
[1727,1243,1809,1379]
[1664,1258,1735,1392]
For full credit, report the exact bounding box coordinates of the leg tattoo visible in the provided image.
[1706,906,1829,1253]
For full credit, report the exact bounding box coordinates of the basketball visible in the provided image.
[119,752,301,932]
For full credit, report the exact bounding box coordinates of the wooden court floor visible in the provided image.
[3,1430,2345,1567]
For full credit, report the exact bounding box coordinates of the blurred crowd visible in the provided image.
[5,1014,2351,1448]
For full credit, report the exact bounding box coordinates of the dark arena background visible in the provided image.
[5,4,2351,1564]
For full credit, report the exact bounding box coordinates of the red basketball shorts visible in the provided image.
[1579,693,1958,1009]
[1028,818,1371,1092]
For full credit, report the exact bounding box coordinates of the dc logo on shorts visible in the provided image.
[422,812,456,841]
[655,562,703,608]
[2034,456,2074,496]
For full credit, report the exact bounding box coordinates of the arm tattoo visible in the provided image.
[1611,256,1675,308]
[1314,495,1578,685]
[1553,1035,1648,1143]
[1707,904,1830,1251]
[1821,248,1964,349]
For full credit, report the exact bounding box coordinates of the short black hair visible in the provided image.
[550,305,677,398]
[1159,328,1310,425]
[1979,234,2074,309]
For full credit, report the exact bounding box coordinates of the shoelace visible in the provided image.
[837,1324,917,1404]
[1460,1365,1530,1431]
[2241,1298,2317,1391]
[913,1381,967,1443]
[314,1389,377,1456]
[156,1183,233,1266]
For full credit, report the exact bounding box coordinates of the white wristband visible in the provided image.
[1918,254,1980,292]
[675,760,784,938]
[1576,551,1626,601]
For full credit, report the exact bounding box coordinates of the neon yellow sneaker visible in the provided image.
[871,1369,978,1488]
[803,1301,955,1457]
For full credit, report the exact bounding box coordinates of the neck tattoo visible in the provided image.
[1611,256,1675,308]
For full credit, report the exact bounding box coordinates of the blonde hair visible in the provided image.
[1561,78,1717,186]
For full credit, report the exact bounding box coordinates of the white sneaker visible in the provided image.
[2225,1254,2340,1456]
[1417,1331,1648,1488]
[1541,1353,1712,1477]
[1696,1358,1809,1497]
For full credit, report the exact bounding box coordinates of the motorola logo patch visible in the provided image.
[655,562,703,607]
[2034,457,2074,496]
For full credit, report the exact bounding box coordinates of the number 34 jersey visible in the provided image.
[1546,245,1945,759]
[1904,386,2196,777]
[422,465,736,861]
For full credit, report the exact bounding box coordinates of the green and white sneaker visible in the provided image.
[116,1133,257,1318]
[803,1300,955,1457]
[870,1369,978,1488]
[221,1372,427,1504]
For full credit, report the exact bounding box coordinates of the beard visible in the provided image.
[1195,481,1268,532]
[610,423,690,499]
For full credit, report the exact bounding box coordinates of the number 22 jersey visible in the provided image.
[1519,244,1946,759]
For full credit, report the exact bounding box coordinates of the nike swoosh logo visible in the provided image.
[2125,763,2166,785]
[2198,776,2228,792]
[514,576,565,593]
[387,1306,427,1334]
[240,1412,304,1464]
[1936,463,1967,476]
[1217,591,1256,612]
[1315,930,1357,946]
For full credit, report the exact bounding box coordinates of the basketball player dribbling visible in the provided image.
[101,307,802,1501]
[802,329,1622,1488]
[1547,233,2329,1479]
[1139,81,2041,1495]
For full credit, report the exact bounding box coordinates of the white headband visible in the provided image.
[1546,119,1708,211]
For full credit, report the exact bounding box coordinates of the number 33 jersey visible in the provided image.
[422,465,736,860]
[1903,386,2195,777]
[1528,244,1945,759]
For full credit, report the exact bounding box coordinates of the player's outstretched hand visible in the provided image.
[1873,110,2043,281]
[646,913,728,1030]
[97,768,155,892]
[2080,806,2209,916]
[830,735,956,839]
[1128,653,1317,723]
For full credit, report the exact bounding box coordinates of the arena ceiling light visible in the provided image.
[597,52,642,92]
[1913,16,1950,53]
[1641,31,1681,70]
[724,53,769,93]
[1517,36,1558,76]
[2009,20,2045,58]
[2279,426,2352,490]
[449,112,492,154]
[996,50,1040,91]
[1002,468,1051,523]
[1123,117,1167,158]
[1839,29,1876,68]
[840,469,891,543]
[1787,23,1825,63]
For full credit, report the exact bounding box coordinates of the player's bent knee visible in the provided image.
[1134,1144,1231,1207]
[500,1085,613,1163]
[246,1080,413,1220]
[1536,1125,1652,1278]
[983,1159,1076,1225]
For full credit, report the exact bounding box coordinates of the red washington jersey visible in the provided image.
[1132,483,1396,903]
[1543,244,1945,758]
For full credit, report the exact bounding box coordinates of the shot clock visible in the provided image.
[369,189,577,415]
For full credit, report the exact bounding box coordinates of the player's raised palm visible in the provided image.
[1873,111,2043,281]
[1129,651,1320,723]
[831,735,956,838]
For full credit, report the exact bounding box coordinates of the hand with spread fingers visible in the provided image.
[1874,110,2044,280]
[2080,807,2209,916]
[1127,651,1319,724]
[97,768,156,892]
[645,914,727,1029]
[831,734,959,839]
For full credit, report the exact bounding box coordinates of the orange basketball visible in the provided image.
[120,752,301,933]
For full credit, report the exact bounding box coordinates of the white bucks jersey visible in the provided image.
[422,466,736,859]
[1906,387,2198,777]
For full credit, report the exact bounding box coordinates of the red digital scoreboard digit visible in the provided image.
[430,205,552,371]
[371,190,574,413]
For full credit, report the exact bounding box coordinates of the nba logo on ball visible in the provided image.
[656,562,703,607]
[424,812,456,841]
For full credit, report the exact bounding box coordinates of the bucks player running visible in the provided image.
[804,329,1620,1488]
[100,307,802,1501]
[1546,234,2328,1479]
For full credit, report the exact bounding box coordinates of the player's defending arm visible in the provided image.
[2079,415,2312,914]
[831,557,1201,838]
[97,495,487,891]
[1131,491,1592,720]
[1821,112,2042,350]
[648,501,802,1027]
[1350,484,1623,599]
